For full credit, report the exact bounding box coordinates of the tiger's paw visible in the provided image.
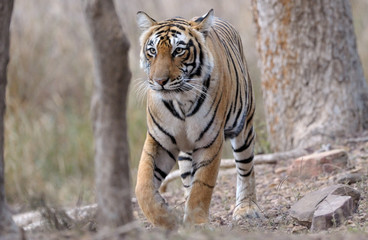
[232,201,261,221]
[183,212,208,226]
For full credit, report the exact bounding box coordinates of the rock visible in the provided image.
[290,186,340,226]
[337,173,365,184]
[311,195,354,231]
[287,149,348,179]
[330,185,361,207]
[289,184,360,229]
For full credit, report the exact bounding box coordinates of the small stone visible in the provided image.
[337,173,365,185]
[287,149,348,178]
[289,184,360,227]
[275,167,288,174]
[274,215,283,224]
[291,225,308,233]
[311,195,354,231]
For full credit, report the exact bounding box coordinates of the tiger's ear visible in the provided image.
[193,9,214,36]
[137,11,157,31]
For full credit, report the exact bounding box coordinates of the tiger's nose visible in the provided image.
[155,78,169,86]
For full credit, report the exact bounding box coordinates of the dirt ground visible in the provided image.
[133,139,368,234]
[25,138,368,239]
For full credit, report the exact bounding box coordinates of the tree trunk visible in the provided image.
[84,0,133,229]
[0,0,21,237]
[252,0,368,151]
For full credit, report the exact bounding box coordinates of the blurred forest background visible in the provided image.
[5,0,368,212]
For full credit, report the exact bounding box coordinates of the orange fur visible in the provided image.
[135,10,257,228]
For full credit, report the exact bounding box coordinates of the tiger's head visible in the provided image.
[137,10,214,98]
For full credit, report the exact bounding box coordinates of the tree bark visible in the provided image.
[0,0,21,237]
[84,0,133,229]
[252,0,368,151]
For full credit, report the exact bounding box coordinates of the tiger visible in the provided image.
[135,9,258,229]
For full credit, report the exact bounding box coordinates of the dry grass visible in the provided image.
[4,0,368,215]
[23,140,368,239]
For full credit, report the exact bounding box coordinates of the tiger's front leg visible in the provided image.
[135,133,178,229]
[183,134,223,225]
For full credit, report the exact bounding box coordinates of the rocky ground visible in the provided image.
[23,136,368,239]
[134,137,368,235]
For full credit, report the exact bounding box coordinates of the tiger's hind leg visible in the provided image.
[178,151,193,198]
[230,124,259,220]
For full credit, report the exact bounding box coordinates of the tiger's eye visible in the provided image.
[175,47,184,54]
[148,48,156,56]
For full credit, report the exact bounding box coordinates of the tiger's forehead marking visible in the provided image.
[148,20,192,49]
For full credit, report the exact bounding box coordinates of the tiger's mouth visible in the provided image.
[151,86,191,94]
[149,79,194,93]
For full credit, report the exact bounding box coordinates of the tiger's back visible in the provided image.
[135,10,257,229]
[208,18,254,139]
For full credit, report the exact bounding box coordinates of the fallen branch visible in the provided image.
[345,136,368,143]
[160,148,309,192]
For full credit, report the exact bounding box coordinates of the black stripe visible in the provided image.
[154,173,162,181]
[166,18,188,24]
[187,74,210,117]
[192,180,215,189]
[224,103,233,126]
[233,69,239,114]
[180,171,191,179]
[189,39,202,78]
[193,129,221,152]
[144,149,155,160]
[155,30,168,36]
[204,82,221,117]
[227,101,253,139]
[170,24,186,31]
[148,132,176,161]
[198,40,204,75]
[231,108,247,138]
[195,94,222,142]
[148,108,177,145]
[185,39,198,75]
[231,104,243,130]
[232,127,254,153]
[170,30,182,36]
[246,107,255,127]
[163,100,184,120]
[239,166,253,177]
[154,165,168,179]
[178,156,192,161]
[235,155,254,164]
[192,141,223,176]
[200,95,228,145]
[155,23,187,31]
